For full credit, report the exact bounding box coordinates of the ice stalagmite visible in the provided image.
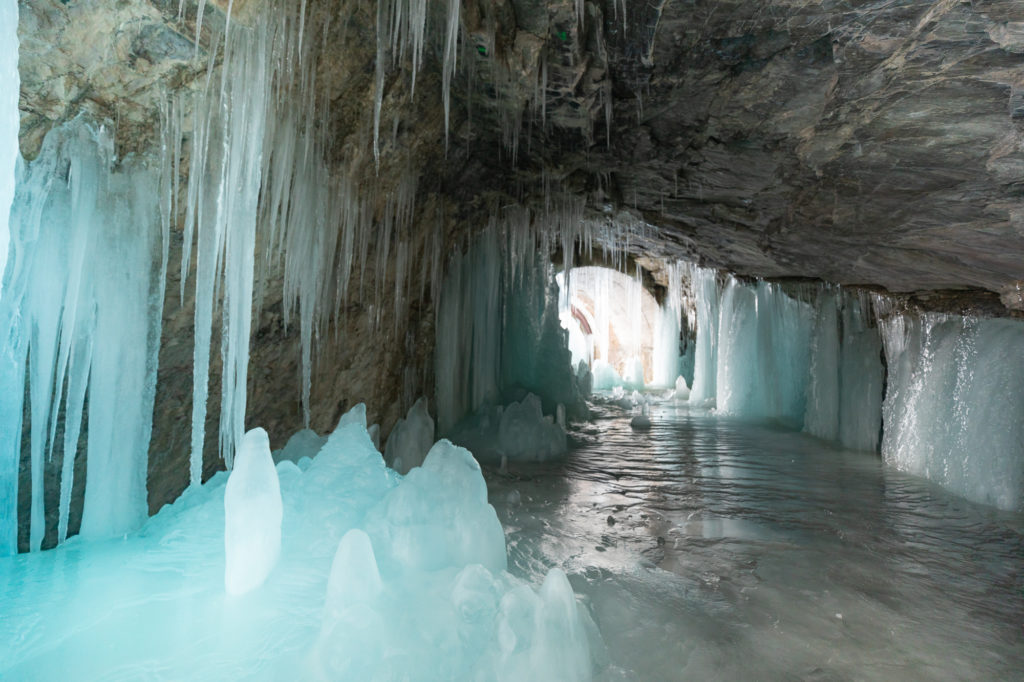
[224,427,283,595]
[385,397,435,474]
[0,0,19,556]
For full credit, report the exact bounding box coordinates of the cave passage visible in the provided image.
[2,0,1024,679]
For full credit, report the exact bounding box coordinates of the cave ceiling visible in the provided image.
[16,0,1024,308]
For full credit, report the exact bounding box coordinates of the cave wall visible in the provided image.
[11,0,1024,547]
[13,0,458,549]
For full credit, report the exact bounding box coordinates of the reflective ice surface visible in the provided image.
[487,398,1024,681]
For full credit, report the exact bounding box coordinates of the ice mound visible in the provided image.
[224,427,283,595]
[621,356,646,390]
[366,439,507,573]
[629,415,651,429]
[0,405,599,680]
[591,359,622,390]
[449,393,569,463]
[497,393,568,461]
[273,428,327,464]
[384,396,435,474]
[630,394,652,429]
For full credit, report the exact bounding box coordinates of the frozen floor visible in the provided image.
[1,400,1022,681]
[487,400,1024,681]
[0,417,596,681]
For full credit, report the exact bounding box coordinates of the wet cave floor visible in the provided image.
[484,398,1024,681]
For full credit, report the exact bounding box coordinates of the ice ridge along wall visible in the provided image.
[687,265,1024,511]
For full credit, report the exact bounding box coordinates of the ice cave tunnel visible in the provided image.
[1,0,1023,680]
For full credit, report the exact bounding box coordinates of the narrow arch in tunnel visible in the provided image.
[559,266,660,387]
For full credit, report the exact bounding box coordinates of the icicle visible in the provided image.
[373,0,386,169]
[409,0,426,96]
[187,10,275,476]
[195,0,208,55]
[442,0,460,150]
[57,334,90,544]
[540,52,547,131]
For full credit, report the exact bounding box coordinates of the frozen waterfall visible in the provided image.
[879,313,1024,510]
[686,265,1023,510]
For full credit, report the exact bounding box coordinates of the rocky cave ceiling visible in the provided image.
[17,0,1024,310]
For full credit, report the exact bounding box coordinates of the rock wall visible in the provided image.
[13,0,456,549]
[12,0,1024,547]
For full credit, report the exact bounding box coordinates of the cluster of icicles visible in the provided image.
[0,0,650,554]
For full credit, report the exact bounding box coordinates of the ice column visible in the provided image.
[688,265,720,405]
[804,292,841,439]
[693,273,814,423]
[804,291,884,451]
[652,262,683,388]
[0,0,19,555]
[435,228,503,434]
